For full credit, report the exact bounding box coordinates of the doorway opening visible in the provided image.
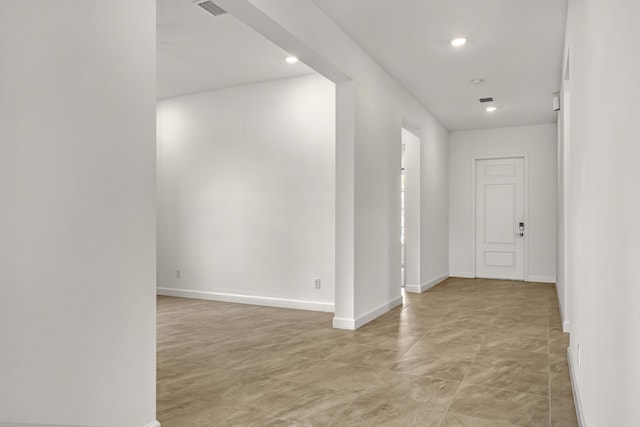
[401,128,421,293]
[401,143,406,288]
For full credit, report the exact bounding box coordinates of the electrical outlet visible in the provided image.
[176,269,182,279]
[314,278,321,289]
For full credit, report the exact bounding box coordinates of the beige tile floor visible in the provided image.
[157,277,577,426]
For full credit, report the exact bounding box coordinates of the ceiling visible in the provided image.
[157,0,314,100]
[312,0,568,131]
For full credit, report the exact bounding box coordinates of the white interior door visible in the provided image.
[475,157,525,280]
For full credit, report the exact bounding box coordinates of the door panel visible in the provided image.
[484,184,516,243]
[484,251,515,267]
[476,158,525,280]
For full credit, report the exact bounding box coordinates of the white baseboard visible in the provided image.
[567,347,586,427]
[404,284,421,293]
[448,273,556,283]
[355,295,403,329]
[0,423,159,427]
[157,287,334,313]
[405,274,449,293]
[526,275,556,283]
[449,271,474,278]
[332,316,356,330]
[563,320,571,333]
[0,424,105,427]
[332,295,403,330]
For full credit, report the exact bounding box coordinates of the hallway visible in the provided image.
[157,278,577,426]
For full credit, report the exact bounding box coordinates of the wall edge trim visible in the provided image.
[404,284,422,293]
[449,271,475,278]
[567,347,586,427]
[555,280,566,326]
[332,317,356,330]
[157,287,334,313]
[406,274,449,294]
[526,275,556,283]
[355,296,403,329]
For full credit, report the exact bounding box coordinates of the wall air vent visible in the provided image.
[479,97,494,103]
[196,1,228,16]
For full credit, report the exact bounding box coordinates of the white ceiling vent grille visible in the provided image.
[197,1,228,17]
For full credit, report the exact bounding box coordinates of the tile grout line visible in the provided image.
[158,281,561,426]
[458,379,553,400]
[435,316,493,427]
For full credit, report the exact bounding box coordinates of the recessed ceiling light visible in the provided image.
[486,106,499,113]
[471,79,484,85]
[450,37,467,47]
[285,56,298,64]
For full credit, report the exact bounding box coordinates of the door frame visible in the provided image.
[471,155,529,280]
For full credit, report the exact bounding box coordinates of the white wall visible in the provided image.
[449,124,557,282]
[561,0,640,425]
[220,0,450,328]
[556,90,568,328]
[402,129,421,292]
[0,2,156,427]
[420,123,451,289]
[157,74,336,311]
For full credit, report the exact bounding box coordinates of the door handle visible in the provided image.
[515,232,524,237]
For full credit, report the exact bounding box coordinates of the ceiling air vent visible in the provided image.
[479,97,494,103]
[196,1,228,16]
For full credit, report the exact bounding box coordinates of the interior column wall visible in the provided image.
[562,0,640,425]
[402,129,421,292]
[0,1,157,426]
[420,123,450,290]
[237,0,450,328]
